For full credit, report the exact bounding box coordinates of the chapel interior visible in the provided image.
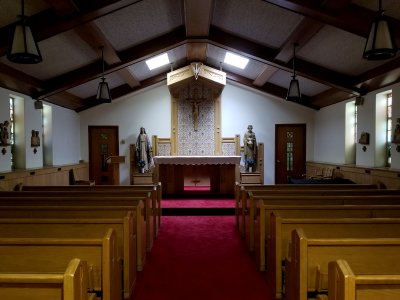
[1,1,400,300]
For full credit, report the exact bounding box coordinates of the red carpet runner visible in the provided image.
[131,216,271,300]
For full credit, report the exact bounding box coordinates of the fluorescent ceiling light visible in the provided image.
[146,53,170,70]
[224,52,249,69]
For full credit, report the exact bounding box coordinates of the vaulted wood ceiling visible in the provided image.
[0,0,399,112]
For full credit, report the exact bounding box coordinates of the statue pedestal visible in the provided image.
[132,173,153,185]
[240,171,262,184]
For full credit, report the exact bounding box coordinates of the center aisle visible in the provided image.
[131,215,271,300]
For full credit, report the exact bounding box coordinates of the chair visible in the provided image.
[69,169,95,185]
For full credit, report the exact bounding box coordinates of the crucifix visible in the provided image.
[192,100,200,131]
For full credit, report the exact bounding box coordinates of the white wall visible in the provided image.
[313,101,346,164]
[221,82,315,183]
[0,88,12,172]
[391,84,400,169]
[51,104,81,165]
[313,82,400,170]
[80,81,316,184]
[79,82,171,184]
[0,87,81,173]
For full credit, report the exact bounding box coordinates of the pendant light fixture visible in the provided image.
[286,43,301,101]
[7,0,42,64]
[363,0,397,60]
[96,46,112,103]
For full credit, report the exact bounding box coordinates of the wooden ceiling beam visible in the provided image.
[77,73,167,112]
[0,0,143,57]
[209,26,361,94]
[184,0,214,37]
[33,26,186,100]
[262,0,400,47]
[275,17,324,63]
[186,42,208,62]
[310,88,355,107]
[253,65,279,87]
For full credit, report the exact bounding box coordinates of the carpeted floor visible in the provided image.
[162,199,235,208]
[131,216,271,300]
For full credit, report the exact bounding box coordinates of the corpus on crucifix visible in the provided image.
[192,100,200,131]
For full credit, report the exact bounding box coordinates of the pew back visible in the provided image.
[0,204,146,273]
[328,259,400,300]
[285,228,400,300]
[234,183,378,236]
[0,214,135,299]
[0,190,154,251]
[0,258,93,300]
[246,192,400,252]
[20,183,162,238]
[269,215,400,299]
[0,229,120,300]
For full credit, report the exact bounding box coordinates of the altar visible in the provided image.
[153,156,241,196]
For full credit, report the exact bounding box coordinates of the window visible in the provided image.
[9,97,15,169]
[345,100,356,164]
[387,93,392,166]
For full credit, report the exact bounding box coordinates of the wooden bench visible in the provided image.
[0,258,96,300]
[0,214,136,299]
[234,183,378,238]
[0,203,147,273]
[0,228,120,300]
[256,204,400,272]
[284,228,400,300]
[0,190,155,252]
[20,183,162,239]
[328,259,400,300]
[268,215,400,300]
[246,192,400,252]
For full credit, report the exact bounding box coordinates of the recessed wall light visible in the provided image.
[224,52,249,69]
[146,53,170,70]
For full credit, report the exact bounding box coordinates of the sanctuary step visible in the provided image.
[162,198,235,216]
[162,207,235,216]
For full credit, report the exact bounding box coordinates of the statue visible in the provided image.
[0,120,10,146]
[244,125,257,172]
[31,130,40,147]
[135,127,152,172]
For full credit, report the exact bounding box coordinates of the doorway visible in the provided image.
[275,124,306,184]
[88,126,119,185]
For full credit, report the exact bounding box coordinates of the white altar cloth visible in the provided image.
[153,156,241,165]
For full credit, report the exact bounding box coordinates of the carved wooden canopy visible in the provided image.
[167,63,226,98]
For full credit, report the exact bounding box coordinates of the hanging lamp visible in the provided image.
[286,43,301,101]
[7,0,42,64]
[96,47,112,103]
[363,0,397,60]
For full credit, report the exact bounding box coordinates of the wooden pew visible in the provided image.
[0,228,120,300]
[0,190,155,252]
[0,204,147,273]
[246,191,400,254]
[268,215,400,300]
[0,214,136,299]
[234,183,378,235]
[284,228,400,300]
[328,259,400,300]
[256,204,400,272]
[20,183,162,239]
[0,258,96,300]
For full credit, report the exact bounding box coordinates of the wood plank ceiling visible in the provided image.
[0,0,399,111]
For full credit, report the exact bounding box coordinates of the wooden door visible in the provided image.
[89,126,119,185]
[275,124,306,184]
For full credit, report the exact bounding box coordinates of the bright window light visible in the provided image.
[146,53,170,70]
[224,52,249,69]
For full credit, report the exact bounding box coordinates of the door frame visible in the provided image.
[88,125,119,185]
[274,123,306,183]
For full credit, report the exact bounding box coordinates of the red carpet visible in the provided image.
[131,216,271,300]
[162,199,235,208]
